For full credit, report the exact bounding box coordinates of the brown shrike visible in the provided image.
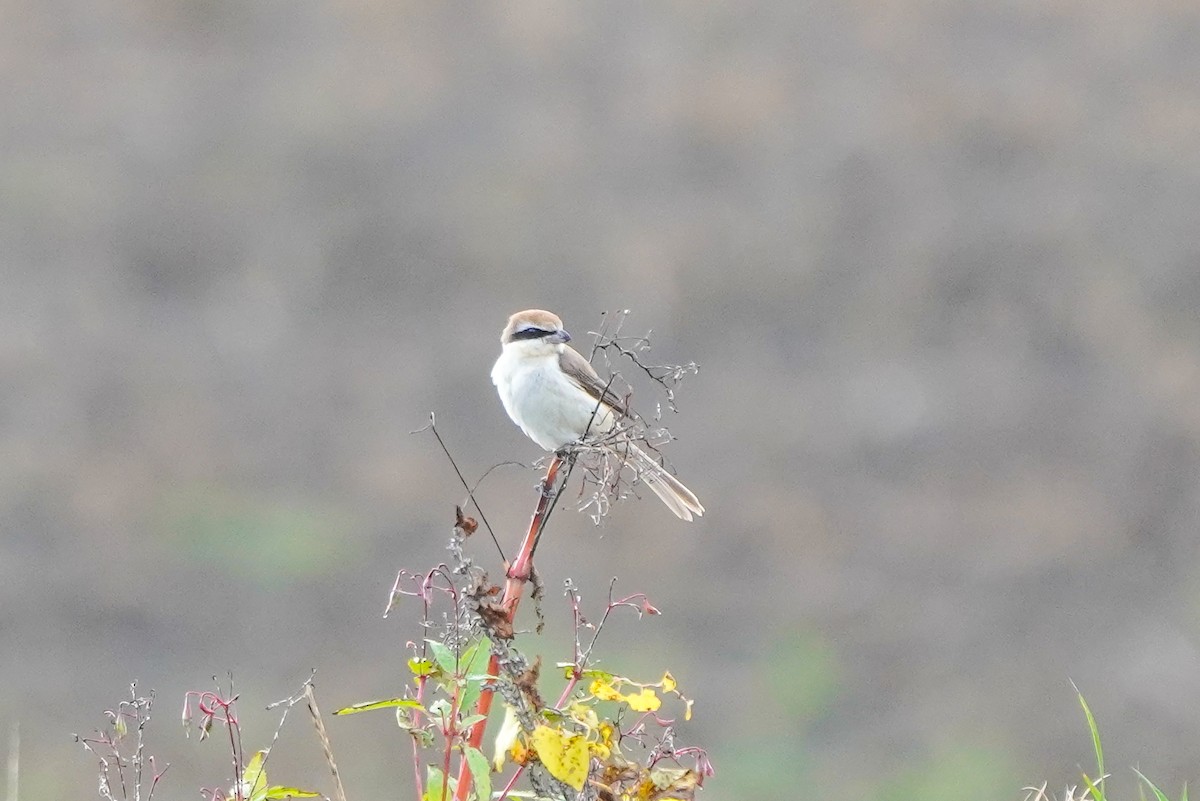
[491,309,704,521]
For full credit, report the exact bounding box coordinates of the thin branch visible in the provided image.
[413,412,505,562]
[529,453,575,559]
[75,685,167,801]
[587,309,698,415]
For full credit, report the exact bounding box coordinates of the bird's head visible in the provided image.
[500,309,572,355]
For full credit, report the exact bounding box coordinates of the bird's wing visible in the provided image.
[558,346,630,418]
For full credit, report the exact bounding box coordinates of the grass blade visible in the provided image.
[1132,767,1173,801]
[1071,681,1105,782]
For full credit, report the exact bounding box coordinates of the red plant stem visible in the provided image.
[495,764,526,801]
[452,455,563,801]
[410,674,429,801]
[504,455,563,603]
[440,689,461,801]
[554,676,581,709]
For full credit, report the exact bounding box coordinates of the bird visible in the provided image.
[491,309,704,521]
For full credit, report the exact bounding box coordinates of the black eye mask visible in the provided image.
[511,327,551,341]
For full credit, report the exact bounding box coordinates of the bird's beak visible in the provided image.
[548,328,571,344]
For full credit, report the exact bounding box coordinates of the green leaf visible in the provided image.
[458,640,481,672]
[463,637,492,676]
[428,698,453,727]
[558,664,613,682]
[459,678,484,713]
[458,714,487,730]
[458,638,494,711]
[408,658,436,677]
[334,698,423,715]
[427,640,457,676]
[244,750,269,801]
[424,765,452,801]
[395,705,421,731]
[409,727,435,748]
[1133,768,1172,801]
[264,787,323,799]
[465,746,491,801]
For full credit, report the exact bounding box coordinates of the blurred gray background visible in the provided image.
[6,0,1200,798]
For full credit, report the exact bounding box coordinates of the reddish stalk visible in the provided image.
[452,455,563,801]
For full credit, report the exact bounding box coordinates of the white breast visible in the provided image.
[492,347,616,451]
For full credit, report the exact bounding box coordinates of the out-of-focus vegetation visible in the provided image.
[6,1,1200,798]
[1024,690,1189,801]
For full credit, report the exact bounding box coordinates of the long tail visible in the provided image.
[628,445,705,522]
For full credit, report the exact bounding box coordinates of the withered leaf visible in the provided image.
[454,505,478,536]
[515,656,544,710]
[477,601,514,640]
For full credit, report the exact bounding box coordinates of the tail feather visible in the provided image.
[629,445,705,522]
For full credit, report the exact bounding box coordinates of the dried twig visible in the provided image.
[74,684,168,801]
[570,310,699,524]
[305,684,347,801]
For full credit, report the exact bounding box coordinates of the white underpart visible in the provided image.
[491,342,616,451]
[492,336,704,520]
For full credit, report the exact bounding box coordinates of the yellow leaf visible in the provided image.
[650,767,698,795]
[587,740,610,759]
[660,671,677,694]
[684,699,694,721]
[530,724,590,791]
[625,688,661,712]
[598,721,617,756]
[565,700,600,731]
[589,679,624,702]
